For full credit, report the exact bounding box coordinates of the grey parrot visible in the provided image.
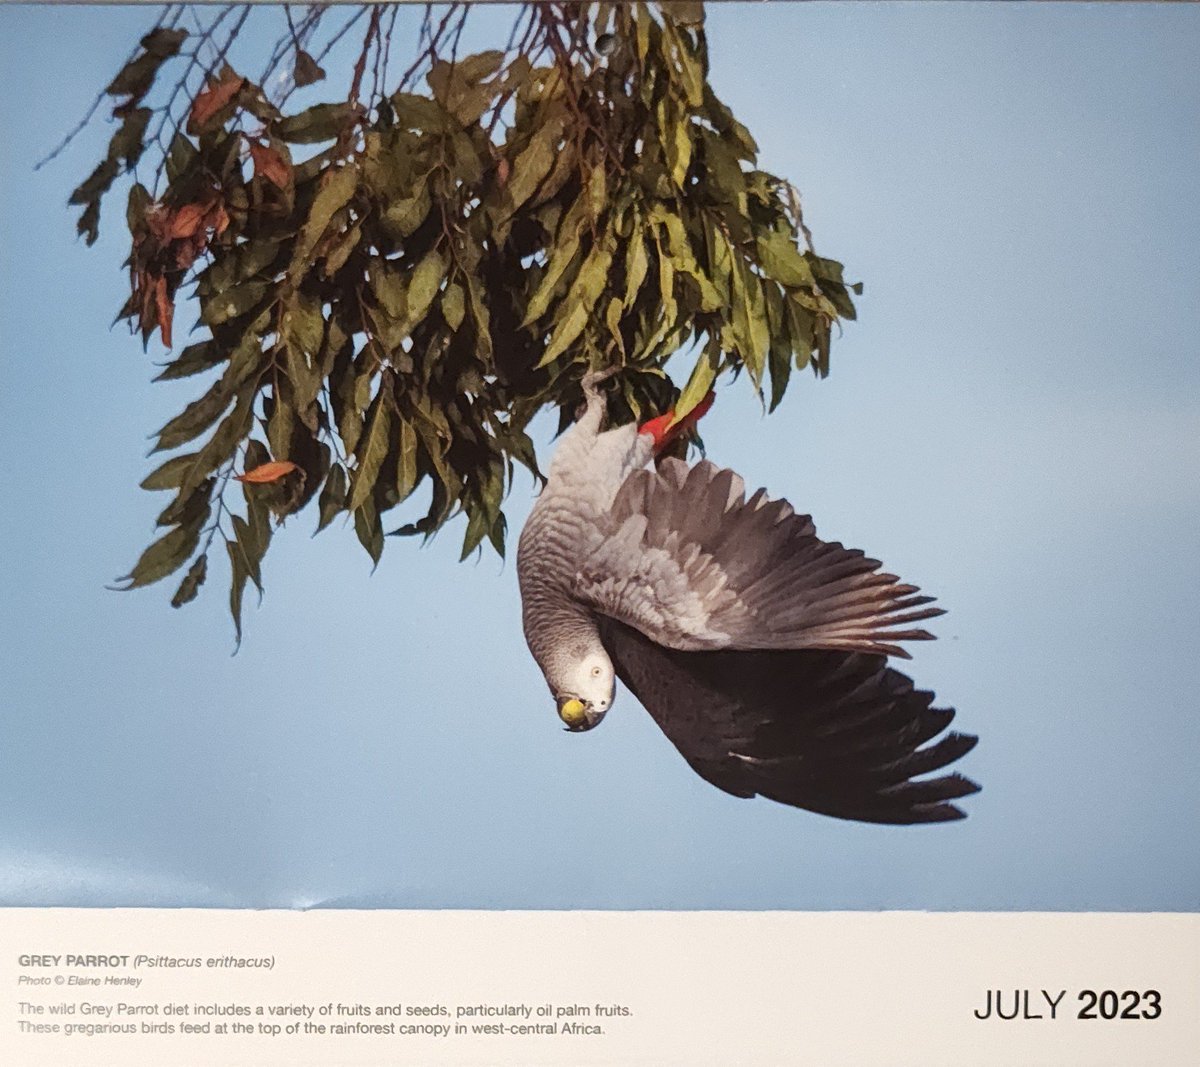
[516,371,979,824]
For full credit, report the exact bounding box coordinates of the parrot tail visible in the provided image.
[639,391,716,454]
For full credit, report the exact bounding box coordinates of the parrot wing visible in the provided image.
[597,615,979,824]
[575,458,943,658]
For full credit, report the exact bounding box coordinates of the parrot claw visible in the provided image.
[579,366,620,421]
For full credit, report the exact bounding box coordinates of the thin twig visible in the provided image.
[35,4,174,170]
[348,6,383,106]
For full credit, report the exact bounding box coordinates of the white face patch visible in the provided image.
[566,652,616,711]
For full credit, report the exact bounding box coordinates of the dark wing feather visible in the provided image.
[597,616,979,824]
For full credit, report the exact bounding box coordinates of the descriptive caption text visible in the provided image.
[15,1000,632,1040]
[14,952,631,1041]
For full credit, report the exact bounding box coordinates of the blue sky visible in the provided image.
[1,3,1197,910]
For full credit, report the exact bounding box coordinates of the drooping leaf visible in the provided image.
[537,245,613,367]
[291,163,359,271]
[293,50,326,88]
[348,392,392,513]
[406,249,448,325]
[141,452,202,491]
[316,464,348,533]
[170,553,208,608]
[116,520,205,590]
[395,419,420,502]
[674,341,719,423]
[756,229,816,289]
[153,381,230,453]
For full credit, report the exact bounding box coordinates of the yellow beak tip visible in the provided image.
[558,698,587,727]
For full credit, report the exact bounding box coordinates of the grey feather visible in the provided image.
[576,459,944,658]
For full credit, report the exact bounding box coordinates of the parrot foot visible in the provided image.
[579,365,620,420]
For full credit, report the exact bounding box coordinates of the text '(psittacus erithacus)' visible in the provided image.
[516,373,979,824]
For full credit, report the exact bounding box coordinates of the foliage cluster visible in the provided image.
[69,2,856,639]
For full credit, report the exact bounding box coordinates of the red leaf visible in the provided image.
[188,68,245,134]
[168,202,207,239]
[154,275,173,348]
[249,142,292,190]
[235,460,299,484]
[204,202,231,237]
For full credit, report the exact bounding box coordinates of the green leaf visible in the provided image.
[675,341,719,423]
[170,553,208,608]
[380,187,430,239]
[390,92,450,133]
[140,27,188,59]
[267,393,295,462]
[354,495,384,565]
[641,237,677,355]
[140,452,200,491]
[202,279,270,328]
[316,465,347,533]
[111,108,151,168]
[155,478,213,529]
[407,249,448,324]
[487,512,507,558]
[699,129,746,203]
[283,293,325,408]
[293,50,325,88]
[743,267,769,388]
[454,49,507,85]
[460,505,489,561]
[441,283,465,330]
[465,277,493,360]
[623,224,649,309]
[396,419,420,502]
[291,163,360,271]
[536,245,612,367]
[228,515,262,592]
[154,380,230,452]
[69,158,118,206]
[276,102,359,143]
[126,182,150,233]
[370,263,407,320]
[224,323,268,389]
[226,539,249,645]
[756,229,816,289]
[183,388,257,494]
[106,52,161,98]
[662,20,704,107]
[322,219,362,277]
[116,521,203,590]
[807,254,846,284]
[605,297,626,359]
[523,230,581,327]
[506,120,561,213]
[166,132,197,183]
[348,392,392,512]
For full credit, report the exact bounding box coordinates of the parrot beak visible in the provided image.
[558,697,601,732]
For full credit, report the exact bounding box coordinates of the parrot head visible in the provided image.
[554,652,615,732]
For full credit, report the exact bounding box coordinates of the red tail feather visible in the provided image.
[639,390,716,453]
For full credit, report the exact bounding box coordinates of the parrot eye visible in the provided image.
[590,665,602,678]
